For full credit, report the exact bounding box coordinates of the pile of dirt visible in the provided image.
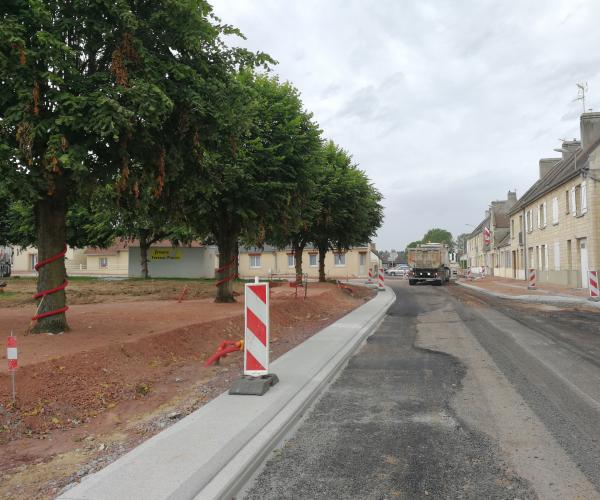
[0,283,374,499]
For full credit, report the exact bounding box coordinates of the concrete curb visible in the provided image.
[456,280,600,308]
[59,287,396,500]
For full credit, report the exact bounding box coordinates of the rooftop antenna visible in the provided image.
[574,82,588,113]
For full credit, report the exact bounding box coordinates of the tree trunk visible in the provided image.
[216,231,238,303]
[31,182,69,334]
[139,230,150,279]
[318,244,328,282]
[293,240,305,284]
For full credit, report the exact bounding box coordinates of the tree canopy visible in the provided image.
[0,1,385,330]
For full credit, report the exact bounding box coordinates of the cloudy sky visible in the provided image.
[211,0,600,251]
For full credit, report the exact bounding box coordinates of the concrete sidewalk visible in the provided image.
[457,277,600,308]
[59,287,396,500]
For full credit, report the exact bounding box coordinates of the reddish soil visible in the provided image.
[0,281,373,499]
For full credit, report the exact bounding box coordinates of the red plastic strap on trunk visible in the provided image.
[31,243,69,321]
[215,257,237,287]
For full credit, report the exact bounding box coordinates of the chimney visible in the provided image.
[559,140,580,159]
[581,112,600,150]
[539,158,560,179]
[507,190,517,206]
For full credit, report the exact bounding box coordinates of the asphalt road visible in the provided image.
[242,280,600,499]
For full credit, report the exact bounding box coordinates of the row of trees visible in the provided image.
[0,1,383,334]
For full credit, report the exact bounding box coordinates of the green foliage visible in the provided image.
[406,240,422,249]
[421,228,453,248]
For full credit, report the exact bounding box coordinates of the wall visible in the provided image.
[128,246,217,278]
[238,247,371,280]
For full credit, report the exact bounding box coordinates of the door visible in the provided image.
[512,251,517,278]
[580,238,589,288]
[359,253,366,275]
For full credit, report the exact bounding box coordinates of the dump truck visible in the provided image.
[407,243,450,286]
[0,246,12,278]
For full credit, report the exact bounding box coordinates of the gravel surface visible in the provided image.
[243,282,537,499]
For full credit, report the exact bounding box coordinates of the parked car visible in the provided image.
[386,264,409,276]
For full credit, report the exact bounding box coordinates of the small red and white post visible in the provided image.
[7,332,17,403]
[528,268,537,290]
[367,268,373,284]
[230,280,279,395]
[378,267,385,291]
[244,280,269,376]
[467,268,472,280]
[589,271,600,302]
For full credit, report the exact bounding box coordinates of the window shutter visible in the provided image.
[571,187,576,216]
[581,181,588,214]
[537,206,541,229]
[544,245,549,270]
[543,202,547,226]
[552,197,558,224]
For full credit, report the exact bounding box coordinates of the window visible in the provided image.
[510,219,514,238]
[571,186,577,215]
[99,257,108,268]
[565,190,570,214]
[30,254,38,270]
[581,181,587,214]
[552,197,559,224]
[249,254,261,268]
[287,254,295,267]
[309,253,317,267]
[542,202,547,227]
[526,210,533,232]
[334,253,346,266]
[554,241,560,270]
[537,205,542,228]
[567,240,572,270]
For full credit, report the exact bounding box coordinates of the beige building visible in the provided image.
[466,191,516,275]
[11,245,87,275]
[507,113,600,288]
[238,244,381,280]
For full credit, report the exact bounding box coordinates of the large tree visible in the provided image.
[311,141,384,281]
[0,1,250,331]
[421,228,454,249]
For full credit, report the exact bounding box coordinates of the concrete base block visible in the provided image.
[229,374,279,396]
[588,296,600,302]
[527,286,537,290]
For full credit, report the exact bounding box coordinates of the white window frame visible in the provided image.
[542,202,547,227]
[571,186,577,216]
[537,205,542,229]
[334,253,346,266]
[309,253,318,267]
[287,254,295,268]
[552,197,559,225]
[249,254,261,269]
[99,256,108,268]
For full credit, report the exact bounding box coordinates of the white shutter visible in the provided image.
[537,246,541,269]
[552,197,558,224]
[581,181,587,214]
[543,202,547,227]
[537,205,541,228]
[554,241,560,270]
[571,187,576,216]
[544,245,549,270]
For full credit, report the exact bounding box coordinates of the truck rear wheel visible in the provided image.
[409,279,416,286]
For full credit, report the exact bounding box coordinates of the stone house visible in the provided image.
[466,191,517,275]
[507,112,600,288]
[238,244,381,280]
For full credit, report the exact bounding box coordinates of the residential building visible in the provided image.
[238,244,381,280]
[12,245,87,275]
[466,191,517,275]
[507,112,600,288]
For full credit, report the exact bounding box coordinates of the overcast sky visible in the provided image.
[211,0,600,251]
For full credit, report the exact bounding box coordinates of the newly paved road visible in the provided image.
[243,280,600,499]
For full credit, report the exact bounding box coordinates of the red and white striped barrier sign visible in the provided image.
[244,282,269,376]
[367,268,373,284]
[528,268,537,290]
[7,335,17,371]
[589,271,599,300]
[378,267,385,291]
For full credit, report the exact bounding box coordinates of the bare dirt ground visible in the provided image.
[0,279,374,499]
